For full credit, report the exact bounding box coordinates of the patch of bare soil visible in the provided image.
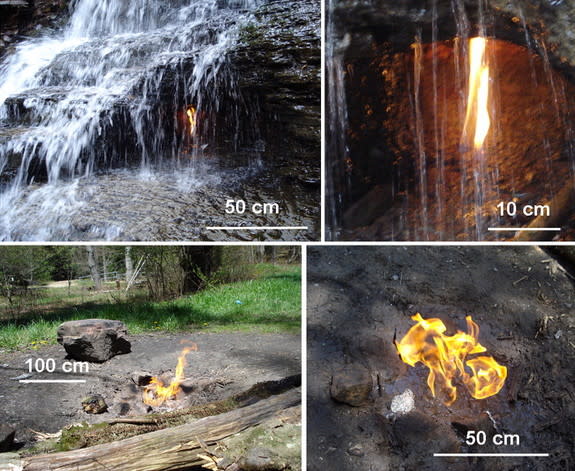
[308,246,575,471]
[0,331,300,448]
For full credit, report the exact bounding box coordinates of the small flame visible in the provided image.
[143,343,198,407]
[396,314,507,405]
[186,106,197,136]
[463,37,491,149]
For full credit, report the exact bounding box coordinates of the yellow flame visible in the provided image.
[143,344,197,407]
[396,313,506,405]
[186,106,197,136]
[463,37,491,149]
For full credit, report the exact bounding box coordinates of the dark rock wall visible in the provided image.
[0,1,71,58]
[333,0,575,69]
[231,0,320,165]
[328,0,575,238]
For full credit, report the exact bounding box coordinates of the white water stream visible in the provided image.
[0,0,261,240]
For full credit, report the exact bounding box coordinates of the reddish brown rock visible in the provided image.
[57,319,131,362]
[330,364,373,407]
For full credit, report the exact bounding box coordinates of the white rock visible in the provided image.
[390,389,415,416]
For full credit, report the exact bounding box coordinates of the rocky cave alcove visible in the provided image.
[327,0,575,241]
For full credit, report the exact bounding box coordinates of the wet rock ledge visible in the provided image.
[0,0,71,58]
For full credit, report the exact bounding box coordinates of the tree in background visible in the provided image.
[180,246,222,293]
[0,245,301,304]
[45,247,82,281]
[86,246,102,291]
[0,247,52,308]
[0,247,52,285]
[125,247,134,284]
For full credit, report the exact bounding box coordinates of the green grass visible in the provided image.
[0,264,301,351]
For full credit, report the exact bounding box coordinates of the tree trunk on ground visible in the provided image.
[86,246,101,291]
[20,388,300,471]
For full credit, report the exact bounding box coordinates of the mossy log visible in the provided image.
[20,388,300,471]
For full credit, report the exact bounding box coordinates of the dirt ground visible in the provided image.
[307,246,575,471]
[0,331,300,447]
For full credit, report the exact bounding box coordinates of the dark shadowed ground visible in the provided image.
[307,246,575,471]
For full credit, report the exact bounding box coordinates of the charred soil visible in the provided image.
[0,331,300,449]
[308,246,575,470]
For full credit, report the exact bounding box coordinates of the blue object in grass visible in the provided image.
[235,299,243,305]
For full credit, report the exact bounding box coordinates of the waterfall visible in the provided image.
[0,0,262,240]
[325,0,348,240]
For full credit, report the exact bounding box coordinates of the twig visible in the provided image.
[107,418,159,426]
[513,276,528,286]
[496,334,513,340]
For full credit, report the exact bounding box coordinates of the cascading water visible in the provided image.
[327,0,575,241]
[0,0,265,240]
[325,0,348,241]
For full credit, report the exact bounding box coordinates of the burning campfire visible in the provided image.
[142,342,198,407]
[396,314,507,405]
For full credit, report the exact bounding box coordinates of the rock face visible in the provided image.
[330,364,373,407]
[231,0,320,165]
[332,0,575,71]
[57,319,131,362]
[328,0,575,240]
[0,0,71,59]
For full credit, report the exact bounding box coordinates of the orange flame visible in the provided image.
[143,343,198,407]
[396,314,506,405]
[186,106,197,136]
[463,37,491,149]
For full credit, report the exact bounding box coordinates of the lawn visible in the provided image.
[0,264,301,351]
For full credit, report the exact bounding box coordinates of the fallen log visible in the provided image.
[18,388,300,471]
[64,374,302,448]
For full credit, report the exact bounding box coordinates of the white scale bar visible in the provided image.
[434,453,549,457]
[19,379,86,384]
[488,228,561,232]
[206,226,308,230]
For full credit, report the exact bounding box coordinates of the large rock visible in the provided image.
[57,319,131,362]
[0,0,71,60]
[330,364,373,407]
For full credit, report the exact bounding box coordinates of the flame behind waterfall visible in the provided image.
[186,106,197,136]
[463,37,491,149]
